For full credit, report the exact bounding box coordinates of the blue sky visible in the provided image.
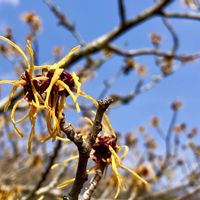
[0,0,200,150]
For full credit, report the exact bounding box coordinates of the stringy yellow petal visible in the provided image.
[0,80,18,85]
[11,98,24,137]
[56,136,70,142]
[120,145,129,161]
[27,107,38,154]
[58,94,66,123]
[44,69,63,107]
[51,155,79,169]
[34,64,50,70]
[0,35,29,66]
[120,165,148,185]
[82,116,93,126]
[103,114,116,137]
[111,155,122,199]
[51,46,80,69]
[57,80,80,112]
[87,165,98,174]
[50,95,60,140]
[72,72,81,101]
[26,40,34,73]
[80,91,116,136]
[41,135,51,143]
[80,91,98,107]
[4,86,17,112]
[109,146,121,164]
[16,112,29,123]
[37,196,44,200]
[57,178,75,189]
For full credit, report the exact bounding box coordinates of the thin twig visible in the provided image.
[165,110,178,161]
[162,17,179,54]
[43,0,85,46]
[107,45,200,61]
[23,140,62,200]
[160,11,200,21]
[118,0,126,25]
[36,165,69,196]
[83,167,104,200]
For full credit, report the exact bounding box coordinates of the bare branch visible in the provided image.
[160,11,200,21]
[36,165,68,196]
[43,0,85,45]
[107,45,200,61]
[61,98,113,200]
[60,0,173,68]
[118,0,126,25]
[23,140,62,200]
[162,17,179,54]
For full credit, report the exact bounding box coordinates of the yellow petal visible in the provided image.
[79,91,98,107]
[72,72,81,103]
[11,98,24,137]
[57,80,80,112]
[80,91,115,136]
[119,145,129,161]
[109,146,121,164]
[16,112,29,123]
[26,40,34,73]
[81,116,93,126]
[0,80,17,85]
[111,155,122,199]
[4,86,17,112]
[56,136,70,142]
[120,165,148,185]
[57,93,66,123]
[34,64,50,70]
[37,196,44,200]
[57,178,75,189]
[41,135,51,143]
[51,46,80,69]
[51,155,79,169]
[44,69,63,107]
[0,35,29,66]
[27,107,38,154]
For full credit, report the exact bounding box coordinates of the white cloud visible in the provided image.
[0,0,20,6]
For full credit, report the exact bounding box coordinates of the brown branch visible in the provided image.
[165,110,178,162]
[0,88,23,113]
[60,0,173,68]
[160,11,200,21]
[177,185,200,200]
[43,0,85,45]
[109,62,189,106]
[162,17,179,54]
[23,140,62,200]
[61,98,113,200]
[118,0,126,25]
[36,165,69,196]
[107,45,200,62]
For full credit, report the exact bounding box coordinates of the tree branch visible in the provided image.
[61,98,113,200]
[160,12,200,21]
[60,0,173,68]
[107,45,200,61]
[43,0,85,46]
[23,140,62,200]
[118,0,126,25]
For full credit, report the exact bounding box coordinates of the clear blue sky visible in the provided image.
[0,0,200,150]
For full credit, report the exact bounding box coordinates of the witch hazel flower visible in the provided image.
[0,35,83,153]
